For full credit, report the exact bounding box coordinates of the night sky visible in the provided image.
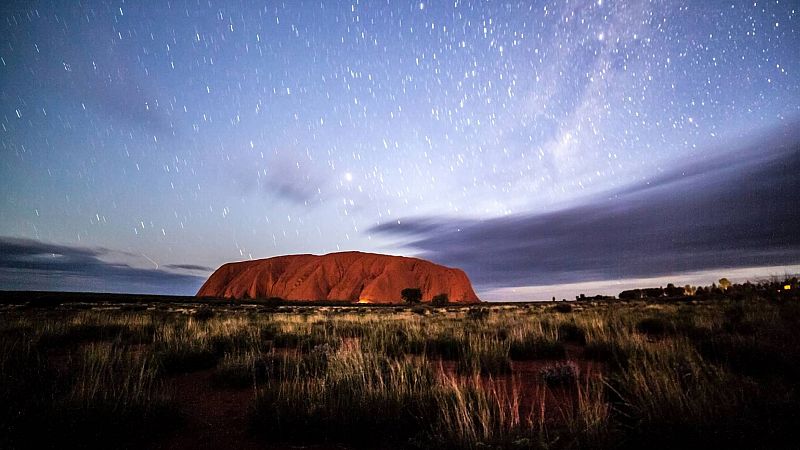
[1,1,798,299]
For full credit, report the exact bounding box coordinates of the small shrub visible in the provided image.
[466,308,489,321]
[121,324,157,344]
[157,347,218,374]
[335,322,369,338]
[208,331,252,356]
[554,303,573,313]
[213,353,289,388]
[636,317,672,337]
[696,336,798,380]
[194,306,215,321]
[509,338,566,360]
[264,297,285,306]
[401,288,422,304]
[212,357,256,388]
[558,322,586,344]
[722,305,755,335]
[37,324,127,347]
[583,341,614,362]
[259,323,281,341]
[431,293,449,306]
[299,343,333,375]
[120,304,148,312]
[272,332,301,348]
[426,335,463,360]
[496,328,509,341]
[722,320,756,335]
[411,306,428,315]
[25,297,63,308]
[540,361,579,386]
[379,328,425,358]
[458,351,512,375]
[583,341,631,371]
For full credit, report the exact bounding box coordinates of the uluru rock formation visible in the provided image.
[197,251,480,304]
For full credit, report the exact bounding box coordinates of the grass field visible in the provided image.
[2,291,799,449]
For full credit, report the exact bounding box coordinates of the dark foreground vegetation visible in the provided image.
[1,282,799,449]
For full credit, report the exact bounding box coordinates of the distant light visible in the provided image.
[597,32,605,41]
[419,2,425,10]
[785,285,792,290]
[344,172,353,182]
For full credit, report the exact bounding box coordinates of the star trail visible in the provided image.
[1,1,798,298]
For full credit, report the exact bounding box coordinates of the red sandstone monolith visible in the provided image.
[197,251,480,303]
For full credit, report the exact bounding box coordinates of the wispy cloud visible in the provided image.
[163,263,214,272]
[224,152,328,206]
[0,237,206,295]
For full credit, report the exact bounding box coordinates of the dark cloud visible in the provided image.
[371,127,800,289]
[0,237,206,295]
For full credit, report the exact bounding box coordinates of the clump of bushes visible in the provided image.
[583,341,631,371]
[362,327,424,358]
[457,350,512,376]
[558,322,586,344]
[213,354,260,388]
[466,308,489,321]
[335,322,369,338]
[509,337,566,360]
[696,335,799,380]
[264,297,285,306]
[431,293,449,306]
[37,323,127,347]
[636,317,672,337]
[259,322,282,341]
[208,330,254,356]
[411,306,428,315]
[194,306,215,321]
[271,332,329,351]
[425,334,463,360]
[554,303,573,313]
[401,288,422,304]
[156,346,218,374]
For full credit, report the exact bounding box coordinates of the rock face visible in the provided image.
[197,251,480,304]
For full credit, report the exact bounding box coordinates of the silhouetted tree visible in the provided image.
[643,287,665,298]
[401,288,422,304]
[619,289,642,300]
[431,293,449,306]
[665,283,684,297]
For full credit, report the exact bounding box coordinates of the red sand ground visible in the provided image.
[153,370,260,450]
[151,369,347,450]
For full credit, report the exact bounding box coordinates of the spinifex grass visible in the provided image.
[1,295,799,449]
[1,323,176,449]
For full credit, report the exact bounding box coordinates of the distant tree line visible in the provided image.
[618,283,686,300]
[615,277,798,301]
